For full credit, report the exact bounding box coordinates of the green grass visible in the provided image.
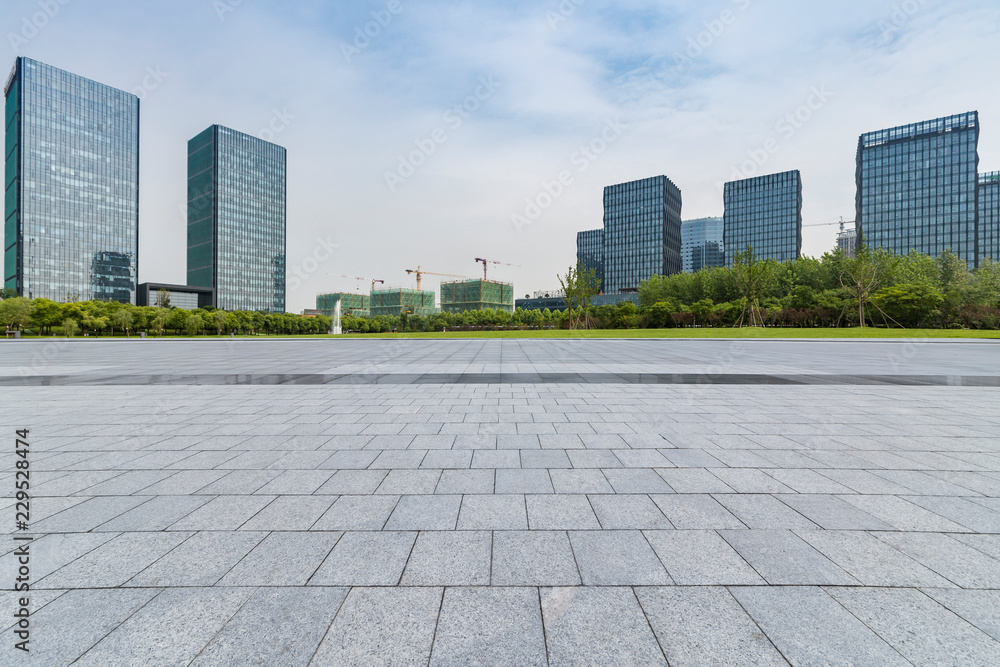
[8,327,998,341]
[325,328,999,340]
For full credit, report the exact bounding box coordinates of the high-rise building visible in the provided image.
[979,172,999,265]
[724,170,802,267]
[602,175,682,293]
[4,57,139,302]
[856,112,979,266]
[681,217,725,273]
[187,125,286,312]
[576,228,604,289]
[836,226,858,257]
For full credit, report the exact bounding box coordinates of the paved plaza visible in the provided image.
[2,338,1000,665]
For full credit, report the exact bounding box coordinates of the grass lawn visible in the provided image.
[324,328,999,340]
[8,328,998,341]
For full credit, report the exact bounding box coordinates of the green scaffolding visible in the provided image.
[370,289,437,317]
[316,293,370,318]
[440,279,514,313]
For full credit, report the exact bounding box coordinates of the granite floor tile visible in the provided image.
[721,530,859,586]
[645,530,764,585]
[569,530,672,585]
[491,531,581,586]
[309,531,416,586]
[400,531,491,585]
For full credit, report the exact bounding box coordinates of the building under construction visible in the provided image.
[440,279,515,313]
[370,288,437,317]
[316,293,370,318]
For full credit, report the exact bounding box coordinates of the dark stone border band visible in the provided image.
[3,373,999,386]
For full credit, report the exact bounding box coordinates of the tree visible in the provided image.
[873,282,944,327]
[0,297,35,336]
[214,309,228,335]
[184,314,202,336]
[111,308,134,337]
[558,262,601,330]
[30,298,64,334]
[836,246,896,328]
[731,247,772,327]
[62,318,80,337]
[155,288,171,308]
[151,309,168,336]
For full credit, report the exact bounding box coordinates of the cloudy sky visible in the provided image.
[5,0,999,312]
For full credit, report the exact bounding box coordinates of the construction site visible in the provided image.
[370,288,437,317]
[316,292,370,318]
[440,279,515,313]
[316,258,518,318]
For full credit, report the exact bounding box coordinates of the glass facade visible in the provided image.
[187,125,286,313]
[979,172,999,265]
[856,112,979,267]
[576,228,604,290]
[681,217,725,273]
[837,227,858,257]
[4,57,139,302]
[724,170,802,266]
[602,175,682,294]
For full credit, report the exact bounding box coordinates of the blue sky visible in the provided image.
[5,0,999,311]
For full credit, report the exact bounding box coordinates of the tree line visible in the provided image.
[0,291,333,338]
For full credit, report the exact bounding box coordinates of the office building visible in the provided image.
[136,282,214,309]
[187,125,286,312]
[856,112,979,266]
[4,57,139,302]
[724,170,802,266]
[979,172,999,265]
[602,175,683,293]
[576,229,604,288]
[681,217,725,273]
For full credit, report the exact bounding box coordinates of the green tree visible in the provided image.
[836,246,896,328]
[62,318,80,337]
[151,309,168,336]
[111,308,135,337]
[731,247,773,327]
[873,282,944,327]
[559,261,601,330]
[0,297,35,336]
[30,298,64,334]
[214,309,228,335]
[184,314,202,336]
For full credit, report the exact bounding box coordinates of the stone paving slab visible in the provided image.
[2,339,999,664]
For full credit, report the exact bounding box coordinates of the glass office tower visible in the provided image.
[724,170,802,266]
[681,217,725,273]
[4,57,139,302]
[602,175,682,294]
[576,228,604,290]
[980,172,1000,265]
[856,112,979,266]
[187,125,286,312]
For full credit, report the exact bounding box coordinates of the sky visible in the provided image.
[4,0,1000,312]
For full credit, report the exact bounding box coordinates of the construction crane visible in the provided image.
[474,257,520,281]
[802,218,855,229]
[328,273,385,293]
[404,266,464,291]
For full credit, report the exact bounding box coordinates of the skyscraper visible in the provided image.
[724,170,802,267]
[602,175,682,294]
[681,217,725,273]
[576,228,604,289]
[856,112,979,266]
[979,172,999,265]
[4,57,139,302]
[187,125,286,312]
